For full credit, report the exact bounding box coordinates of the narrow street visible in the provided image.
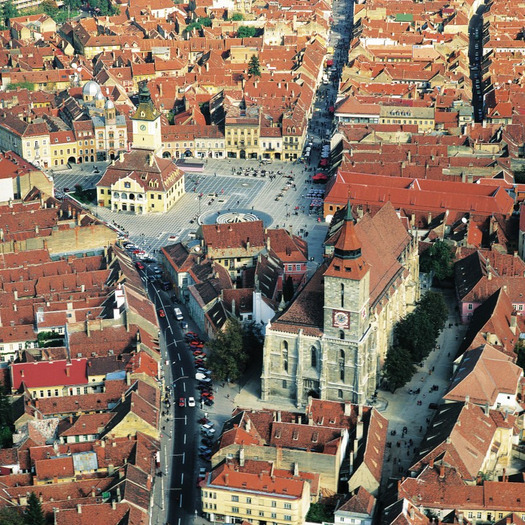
[377,289,468,490]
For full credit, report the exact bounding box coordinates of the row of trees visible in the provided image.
[207,318,263,383]
[383,291,448,391]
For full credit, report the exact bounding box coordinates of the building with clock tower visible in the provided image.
[131,84,162,153]
[261,201,419,406]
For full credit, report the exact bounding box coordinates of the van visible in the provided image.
[174,308,183,321]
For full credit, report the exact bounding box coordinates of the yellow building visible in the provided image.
[201,459,316,525]
[225,101,260,159]
[96,149,185,214]
[379,105,435,132]
[49,129,78,167]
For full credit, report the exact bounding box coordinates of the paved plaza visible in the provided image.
[52,158,330,264]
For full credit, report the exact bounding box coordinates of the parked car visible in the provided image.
[157,309,166,318]
[179,397,186,407]
[188,397,195,407]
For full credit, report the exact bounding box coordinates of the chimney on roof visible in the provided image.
[77,504,82,514]
[429,458,434,468]
[116,487,121,501]
[427,212,432,225]
[277,411,281,422]
[159,83,163,97]
[146,474,152,490]
[293,462,299,477]
[488,269,492,280]
[224,473,229,484]
[439,465,445,479]
[484,403,490,416]
[111,500,116,510]
[502,468,507,482]
[86,318,90,337]
[344,402,352,417]
[66,366,70,377]
[409,507,415,520]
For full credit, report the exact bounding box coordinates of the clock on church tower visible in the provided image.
[332,310,350,329]
[131,84,162,153]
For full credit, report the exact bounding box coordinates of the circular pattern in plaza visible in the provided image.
[199,209,273,227]
[217,212,259,224]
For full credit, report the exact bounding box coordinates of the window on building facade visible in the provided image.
[341,283,345,308]
[311,347,317,369]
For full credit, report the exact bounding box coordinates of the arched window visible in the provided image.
[339,349,345,360]
[282,341,288,373]
[341,283,344,308]
[339,330,345,340]
[340,363,345,382]
[311,347,317,369]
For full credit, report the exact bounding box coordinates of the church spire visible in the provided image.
[324,201,369,279]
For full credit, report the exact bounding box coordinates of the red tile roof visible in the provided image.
[11,359,88,391]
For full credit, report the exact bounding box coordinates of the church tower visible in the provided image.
[322,204,374,403]
[131,84,162,153]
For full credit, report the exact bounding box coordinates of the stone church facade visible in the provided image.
[261,202,419,406]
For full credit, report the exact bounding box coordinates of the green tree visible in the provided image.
[247,54,261,77]
[395,311,436,362]
[237,25,256,38]
[0,507,25,525]
[24,493,45,525]
[3,0,17,21]
[207,318,248,382]
[184,21,202,34]
[420,240,454,281]
[418,291,448,335]
[0,386,13,449]
[230,12,244,20]
[383,346,416,392]
[197,16,212,27]
[305,503,334,523]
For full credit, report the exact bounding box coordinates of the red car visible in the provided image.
[157,309,166,318]
[201,392,214,399]
[193,350,205,357]
[179,397,186,407]
[136,261,144,270]
[190,341,204,348]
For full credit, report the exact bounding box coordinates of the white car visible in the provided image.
[188,397,195,407]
